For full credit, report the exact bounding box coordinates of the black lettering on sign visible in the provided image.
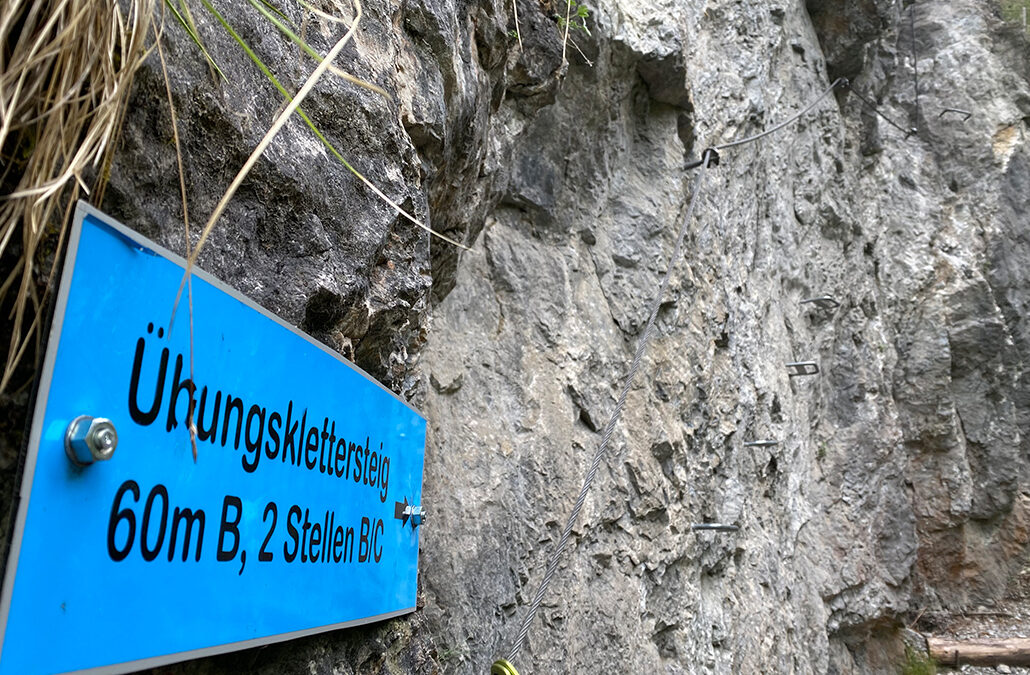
[242,404,266,473]
[123,326,402,511]
[373,518,384,563]
[168,506,205,562]
[265,411,282,460]
[221,396,244,449]
[165,354,196,433]
[108,480,210,563]
[217,495,245,575]
[107,480,140,561]
[127,324,168,425]
[259,502,277,562]
[284,505,301,562]
[343,526,354,563]
[195,389,221,444]
[300,508,312,563]
[140,484,169,562]
[359,517,370,563]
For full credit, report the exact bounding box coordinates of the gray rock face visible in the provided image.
[421,0,1030,673]
[2,0,1029,673]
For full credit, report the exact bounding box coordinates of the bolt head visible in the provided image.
[86,418,117,460]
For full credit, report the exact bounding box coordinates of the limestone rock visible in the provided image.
[2,0,1028,673]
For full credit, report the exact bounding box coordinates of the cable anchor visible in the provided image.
[685,147,721,171]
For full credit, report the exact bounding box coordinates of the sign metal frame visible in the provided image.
[0,202,425,675]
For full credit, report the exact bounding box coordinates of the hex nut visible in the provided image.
[65,416,117,466]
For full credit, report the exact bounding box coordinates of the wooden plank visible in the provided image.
[927,636,1030,667]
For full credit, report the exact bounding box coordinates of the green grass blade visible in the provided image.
[164,0,226,81]
[246,0,319,61]
[256,0,294,26]
[246,0,392,101]
[201,0,467,249]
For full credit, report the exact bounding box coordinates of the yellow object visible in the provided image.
[491,659,520,675]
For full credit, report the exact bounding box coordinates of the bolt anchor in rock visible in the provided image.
[691,523,740,533]
[64,415,117,466]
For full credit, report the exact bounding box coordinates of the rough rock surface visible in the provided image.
[422,0,1030,673]
[1,0,1028,673]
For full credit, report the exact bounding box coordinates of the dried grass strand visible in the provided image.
[0,0,154,393]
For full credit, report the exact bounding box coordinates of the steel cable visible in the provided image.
[714,77,846,150]
[506,150,715,664]
[847,85,917,137]
[501,73,886,670]
[910,3,921,132]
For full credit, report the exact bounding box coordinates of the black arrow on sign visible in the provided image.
[394,497,410,525]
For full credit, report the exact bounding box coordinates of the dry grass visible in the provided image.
[0,0,155,393]
[169,0,365,330]
[169,0,469,333]
[1,0,468,397]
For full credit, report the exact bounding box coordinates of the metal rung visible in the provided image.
[938,108,972,121]
[744,439,778,448]
[786,361,819,376]
[800,296,840,310]
[691,523,739,532]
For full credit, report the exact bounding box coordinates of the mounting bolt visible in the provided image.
[65,416,117,466]
[410,505,426,528]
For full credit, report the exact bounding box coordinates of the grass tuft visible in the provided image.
[245,0,393,102]
[901,646,937,675]
[0,0,155,393]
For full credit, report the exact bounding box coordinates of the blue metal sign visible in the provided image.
[0,203,426,674]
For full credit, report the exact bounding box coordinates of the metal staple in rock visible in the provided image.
[502,75,853,669]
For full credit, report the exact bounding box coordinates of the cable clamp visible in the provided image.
[786,361,819,377]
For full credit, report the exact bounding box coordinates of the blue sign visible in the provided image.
[0,203,427,674]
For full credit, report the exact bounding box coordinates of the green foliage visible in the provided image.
[900,646,937,675]
[816,443,827,461]
[556,0,590,34]
[166,0,467,249]
[999,0,1030,29]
